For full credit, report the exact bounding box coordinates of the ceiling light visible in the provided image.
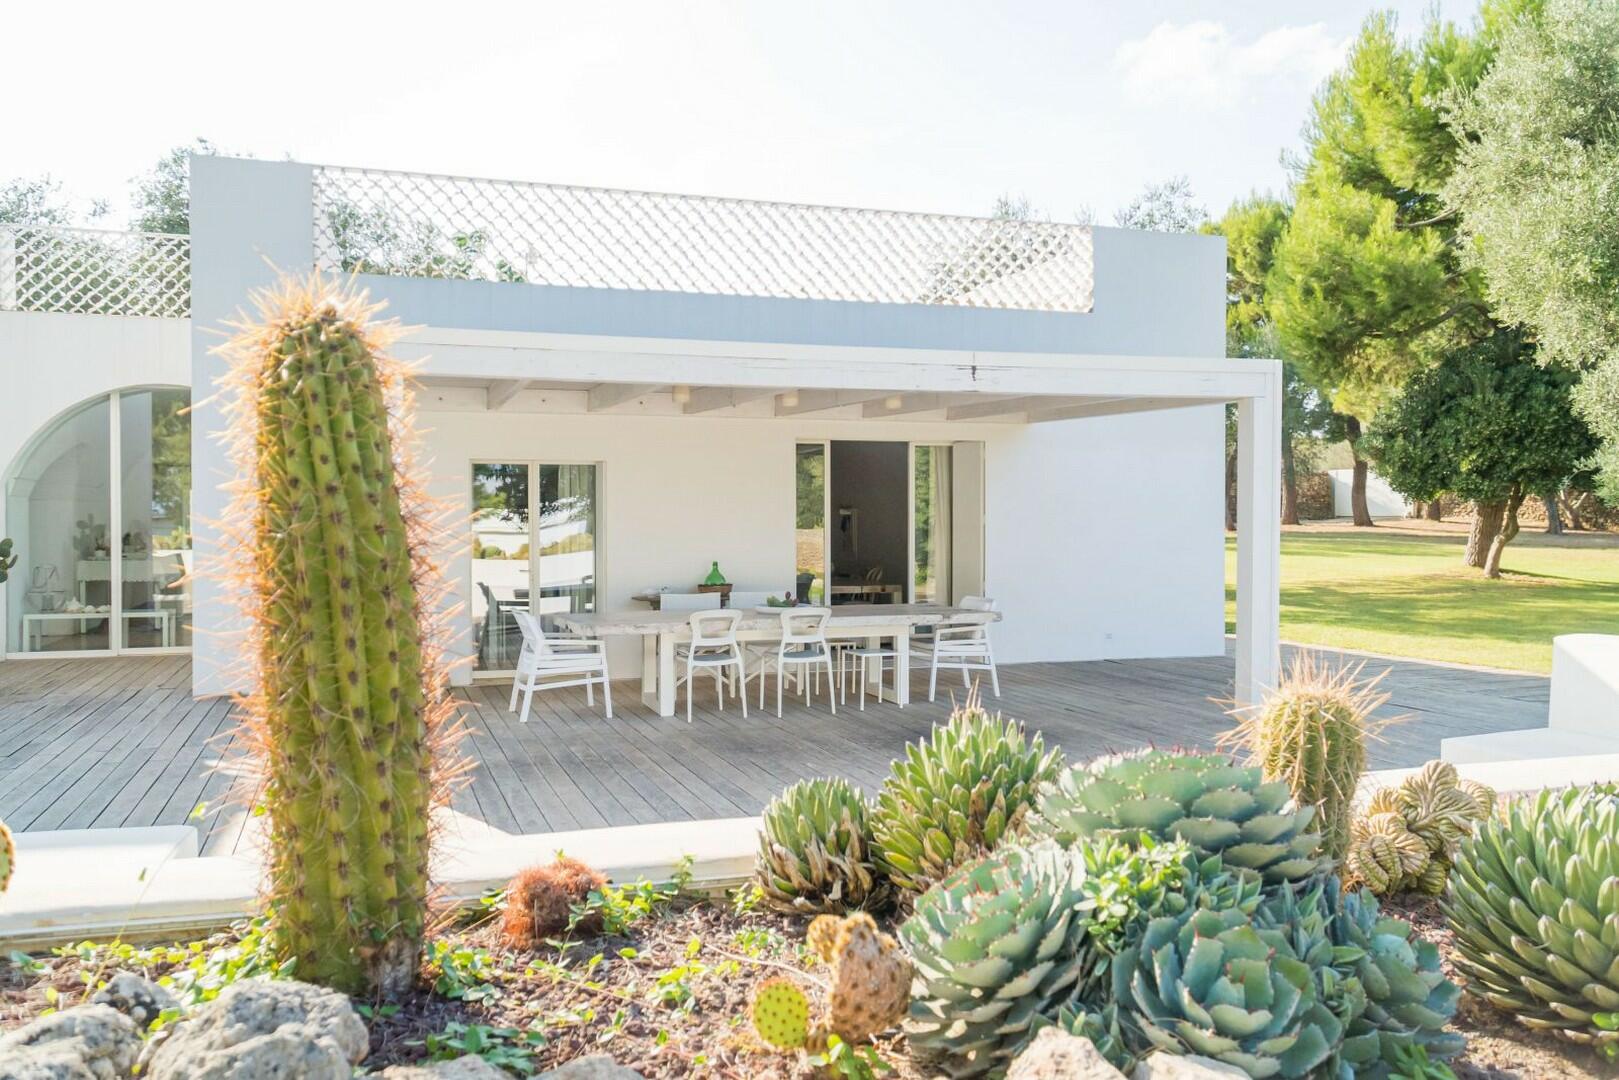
[884,395,903,411]
[671,384,691,405]
[781,389,799,408]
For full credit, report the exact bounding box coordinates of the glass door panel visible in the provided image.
[6,397,113,653]
[795,443,827,603]
[471,463,531,672]
[535,464,597,632]
[913,445,952,604]
[117,389,191,649]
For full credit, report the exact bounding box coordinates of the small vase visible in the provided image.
[702,561,727,586]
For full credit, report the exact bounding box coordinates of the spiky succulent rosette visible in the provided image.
[1326,881,1464,1076]
[873,694,1064,897]
[1444,784,1619,1059]
[755,777,890,914]
[1031,1003,1136,1073]
[1028,749,1331,885]
[900,841,1091,1077]
[1112,881,1354,1079]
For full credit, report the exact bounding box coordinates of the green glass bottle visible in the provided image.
[703,561,727,586]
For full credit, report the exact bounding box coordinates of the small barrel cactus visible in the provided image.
[872,692,1064,897]
[1112,882,1351,1078]
[1444,784,1619,1059]
[901,840,1091,1076]
[755,777,889,914]
[806,912,911,1044]
[1221,651,1392,859]
[1027,749,1330,885]
[752,978,812,1049]
[0,817,13,894]
[1328,881,1464,1076]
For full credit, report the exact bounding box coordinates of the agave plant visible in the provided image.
[1031,1003,1135,1073]
[754,777,890,914]
[872,694,1063,896]
[1327,881,1463,1076]
[1112,881,1353,1078]
[1028,749,1331,885]
[1444,784,1619,1059]
[901,841,1091,1076]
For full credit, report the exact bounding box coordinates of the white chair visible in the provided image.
[660,592,722,612]
[509,611,612,723]
[842,639,899,710]
[752,608,837,717]
[726,590,775,609]
[675,609,748,723]
[927,595,1000,701]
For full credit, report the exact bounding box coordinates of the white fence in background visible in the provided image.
[0,226,190,318]
[311,165,1095,313]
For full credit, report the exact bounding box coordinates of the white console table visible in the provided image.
[22,609,175,650]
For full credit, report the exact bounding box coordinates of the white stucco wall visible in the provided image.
[418,398,1226,683]
[0,311,191,658]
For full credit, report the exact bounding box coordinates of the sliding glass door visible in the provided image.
[794,443,828,603]
[470,460,599,675]
[912,444,953,604]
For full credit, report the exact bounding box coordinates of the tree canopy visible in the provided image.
[1444,0,1619,498]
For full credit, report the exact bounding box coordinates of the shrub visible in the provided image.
[499,855,608,948]
[1444,784,1619,1060]
[871,693,1063,896]
[1026,748,1331,885]
[1221,651,1393,859]
[1347,762,1494,896]
[754,777,889,914]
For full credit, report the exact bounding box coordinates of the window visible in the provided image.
[5,389,192,655]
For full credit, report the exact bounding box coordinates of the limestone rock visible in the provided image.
[91,972,182,1029]
[1007,1027,1127,1080]
[1131,1053,1252,1080]
[538,1057,646,1079]
[380,1058,511,1079]
[0,1005,141,1080]
[145,978,368,1080]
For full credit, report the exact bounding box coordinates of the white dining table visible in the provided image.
[551,603,1000,718]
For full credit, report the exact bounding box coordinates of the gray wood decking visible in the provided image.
[0,649,1550,855]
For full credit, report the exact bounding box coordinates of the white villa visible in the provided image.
[1,155,1283,704]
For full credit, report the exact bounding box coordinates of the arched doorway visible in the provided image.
[5,388,191,655]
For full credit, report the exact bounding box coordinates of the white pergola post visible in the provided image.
[1234,367,1283,704]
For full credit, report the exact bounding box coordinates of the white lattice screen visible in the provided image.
[0,226,189,318]
[312,166,1094,313]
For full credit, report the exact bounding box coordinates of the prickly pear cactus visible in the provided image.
[219,274,460,997]
[821,913,911,1044]
[806,913,841,964]
[0,817,13,894]
[751,977,811,1049]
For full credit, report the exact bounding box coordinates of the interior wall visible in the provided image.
[417,399,1225,685]
[828,441,908,594]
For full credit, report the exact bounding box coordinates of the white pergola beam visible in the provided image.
[1234,368,1283,704]
[1025,396,1215,423]
[485,378,530,410]
[774,390,894,417]
[586,383,659,411]
[683,387,775,414]
[862,392,1000,418]
[943,395,1088,422]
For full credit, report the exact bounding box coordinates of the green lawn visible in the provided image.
[1224,529,1619,673]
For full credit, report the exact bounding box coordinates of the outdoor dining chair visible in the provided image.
[660,592,722,612]
[509,611,613,723]
[925,595,1000,701]
[674,609,748,723]
[749,607,837,717]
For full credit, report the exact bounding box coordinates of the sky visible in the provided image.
[5,0,1479,229]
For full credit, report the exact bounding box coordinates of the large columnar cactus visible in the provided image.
[755,777,889,914]
[1327,881,1464,1076]
[1221,651,1392,859]
[872,693,1064,897]
[1348,762,1494,896]
[0,816,13,894]
[901,841,1091,1076]
[1444,784,1619,1059]
[1027,749,1331,885]
[219,274,461,996]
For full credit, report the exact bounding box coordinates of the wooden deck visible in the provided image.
[0,649,1549,855]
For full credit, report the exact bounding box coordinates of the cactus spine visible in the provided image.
[221,274,458,996]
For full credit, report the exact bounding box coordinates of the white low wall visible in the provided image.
[1443,634,1619,764]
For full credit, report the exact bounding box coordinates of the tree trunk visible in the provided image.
[1225,443,1239,532]
[1563,491,1586,531]
[1425,500,1444,522]
[1483,489,1527,578]
[1280,439,1300,526]
[1344,416,1374,527]
[1542,493,1563,535]
[1466,501,1505,568]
